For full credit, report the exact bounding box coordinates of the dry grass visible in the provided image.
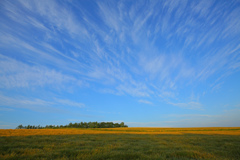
[1,127,240,137]
[1,128,240,159]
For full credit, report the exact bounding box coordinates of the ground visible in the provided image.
[0,127,240,159]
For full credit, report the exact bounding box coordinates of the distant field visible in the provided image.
[1,127,240,136]
[1,127,240,159]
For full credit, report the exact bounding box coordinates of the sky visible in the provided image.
[0,0,240,129]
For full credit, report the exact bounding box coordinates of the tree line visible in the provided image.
[16,122,128,129]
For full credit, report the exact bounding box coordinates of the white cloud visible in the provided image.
[116,83,151,97]
[159,91,176,99]
[169,101,203,110]
[28,0,87,37]
[0,94,54,112]
[97,1,121,33]
[138,100,153,105]
[0,0,240,108]
[55,99,85,108]
[0,55,82,89]
[0,93,85,112]
[0,107,14,111]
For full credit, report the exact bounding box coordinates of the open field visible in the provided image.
[1,127,240,136]
[0,127,240,159]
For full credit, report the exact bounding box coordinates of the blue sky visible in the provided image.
[0,0,240,129]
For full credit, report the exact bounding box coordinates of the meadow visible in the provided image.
[0,127,240,159]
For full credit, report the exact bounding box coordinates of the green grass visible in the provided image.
[0,134,240,160]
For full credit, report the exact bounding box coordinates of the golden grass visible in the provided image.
[1,127,240,137]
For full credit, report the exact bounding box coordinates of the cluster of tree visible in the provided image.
[16,122,128,129]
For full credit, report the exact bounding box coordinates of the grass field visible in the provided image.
[0,127,240,159]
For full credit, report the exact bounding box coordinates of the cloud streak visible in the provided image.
[1,0,239,98]
[138,100,153,105]
[0,55,82,89]
[169,101,203,110]
[0,93,85,112]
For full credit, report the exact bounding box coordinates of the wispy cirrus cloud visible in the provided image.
[0,55,83,89]
[55,99,85,108]
[1,0,239,99]
[0,93,85,112]
[168,101,203,110]
[0,107,14,111]
[138,100,153,105]
[0,0,240,129]
[17,0,88,38]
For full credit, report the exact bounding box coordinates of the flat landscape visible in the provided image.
[1,1,240,160]
[1,127,240,159]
